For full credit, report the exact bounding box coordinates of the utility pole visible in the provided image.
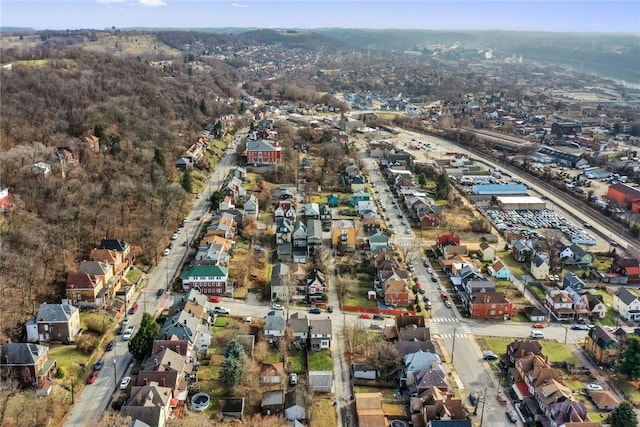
[564,326,568,345]
[451,326,457,363]
[480,386,487,427]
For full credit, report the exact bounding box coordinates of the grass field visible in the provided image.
[478,336,580,365]
[84,33,183,57]
[125,267,143,284]
[310,397,338,427]
[196,353,226,411]
[308,350,333,371]
[48,345,92,386]
[288,351,306,372]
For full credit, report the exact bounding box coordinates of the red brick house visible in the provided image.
[246,140,281,165]
[384,279,414,307]
[468,291,512,319]
[419,210,443,228]
[1,343,57,388]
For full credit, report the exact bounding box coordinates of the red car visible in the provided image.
[414,281,421,289]
[86,370,99,384]
[128,303,138,315]
[208,296,220,303]
[359,313,373,319]
[440,292,448,302]
[532,323,545,329]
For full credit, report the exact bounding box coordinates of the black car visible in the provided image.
[327,305,334,313]
[483,352,498,361]
[373,314,384,320]
[431,276,438,282]
[469,392,479,406]
[115,326,123,335]
[94,359,104,371]
[105,341,115,351]
[309,308,322,314]
[156,288,164,296]
[418,288,426,295]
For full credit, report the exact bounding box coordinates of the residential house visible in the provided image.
[585,326,619,366]
[120,382,172,427]
[559,243,593,266]
[288,313,309,347]
[292,221,308,249]
[368,230,390,252]
[612,287,640,321]
[26,304,80,344]
[545,289,577,321]
[270,263,290,301]
[98,239,133,260]
[90,247,128,277]
[264,313,287,345]
[243,194,259,219]
[501,339,543,369]
[290,263,307,284]
[524,306,547,322]
[355,393,386,427]
[468,291,513,320]
[284,389,306,421]
[80,260,116,298]
[180,265,229,296]
[331,220,356,252]
[307,270,327,301]
[304,203,320,219]
[402,351,442,374]
[384,279,413,307]
[261,390,285,415]
[627,266,640,285]
[308,371,333,393]
[406,369,452,397]
[586,294,606,320]
[0,343,57,388]
[306,219,323,247]
[347,191,371,207]
[66,272,105,307]
[534,379,572,416]
[193,241,229,267]
[478,242,495,262]
[137,347,193,395]
[309,318,331,351]
[352,363,377,381]
[419,208,444,228]
[246,139,281,165]
[610,256,640,275]
[488,259,511,280]
[547,399,592,426]
[442,245,468,259]
[159,310,210,356]
[207,213,236,239]
[319,204,332,230]
[562,272,586,292]
[219,195,236,211]
[589,390,621,411]
[511,240,532,262]
[350,176,366,192]
[530,254,550,280]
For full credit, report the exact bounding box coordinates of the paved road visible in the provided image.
[64,134,240,427]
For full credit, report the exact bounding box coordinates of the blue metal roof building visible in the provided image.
[471,183,528,195]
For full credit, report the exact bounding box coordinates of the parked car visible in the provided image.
[571,324,587,330]
[586,383,603,391]
[359,313,373,319]
[182,241,188,246]
[93,359,104,371]
[128,303,139,315]
[271,303,284,310]
[426,267,433,274]
[163,247,171,256]
[309,308,322,314]
[289,373,298,385]
[120,376,131,390]
[115,326,123,335]
[444,300,452,308]
[418,288,426,295]
[86,371,99,384]
[123,326,135,341]
[105,341,115,351]
[440,292,448,302]
[171,232,179,240]
[469,392,479,406]
[373,314,384,320]
[483,352,498,361]
[214,307,230,314]
[370,324,383,330]
[431,276,438,282]
[208,296,220,303]
[156,288,164,296]
[532,323,545,329]
[327,305,334,313]
[506,410,518,423]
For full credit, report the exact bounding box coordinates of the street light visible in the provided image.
[113,359,117,388]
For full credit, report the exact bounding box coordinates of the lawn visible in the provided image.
[345,296,377,308]
[496,250,528,277]
[196,353,226,411]
[612,375,640,406]
[233,287,248,299]
[478,337,580,365]
[80,311,114,333]
[288,351,306,372]
[308,350,333,371]
[213,316,228,327]
[264,349,282,364]
[310,397,338,427]
[528,283,547,302]
[125,267,143,284]
[48,345,92,386]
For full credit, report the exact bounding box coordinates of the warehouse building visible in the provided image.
[496,196,546,210]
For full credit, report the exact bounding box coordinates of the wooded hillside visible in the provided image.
[0,45,239,341]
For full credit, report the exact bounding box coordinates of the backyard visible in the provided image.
[307,350,333,371]
[342,272,377,308]
[477,336,580,366]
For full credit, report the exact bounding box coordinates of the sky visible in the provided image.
[1,1,639,33]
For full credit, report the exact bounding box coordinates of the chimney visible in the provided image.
[154,358,158,366]
[521,349,525,358]
[167,361,171,367]
[143,378,148,385]
[136,393,143,405]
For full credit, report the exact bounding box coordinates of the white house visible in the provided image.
[612,287,640,321]
[243,194,259,219]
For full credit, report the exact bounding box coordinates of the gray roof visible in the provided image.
[1,343,48,365]
[262,390,285,406]
[247,139,279,152]
[616,287,638,305]
[285,389,306,409]
[264,314,286,331]
[289,315,309,334]
[309,319,332,335]
[79,260,111,275]
[308,370,333,388]
[531,254,547,268]
[271,263,290,287]
[36,303,78,323]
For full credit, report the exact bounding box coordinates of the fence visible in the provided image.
[343,305,416,316]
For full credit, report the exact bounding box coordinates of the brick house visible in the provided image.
[246,139,281,165]
[468,291,512,320]
[607,183,640,208]
[66,272,105,306]
[180,265,230,296]
[0,343,57,388]
[585,326,620,366]
[384,279,413,307]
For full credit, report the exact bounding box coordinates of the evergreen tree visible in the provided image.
[181,169,193,193]
[128,313,160,361]
[435,172,451,199]
[219,357,243,389]
[225,340,246,360]
[619,336,640,379]
[608,401,638,427]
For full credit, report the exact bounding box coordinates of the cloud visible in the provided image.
[139,0,167,6]
[231,2,250,8]
[97,0,127,3]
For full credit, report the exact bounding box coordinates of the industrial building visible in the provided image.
[496,196,546,210]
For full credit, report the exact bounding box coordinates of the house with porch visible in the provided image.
[530,254,550,280]
[488,259,511,280]
[243,194,259,219]
[66,272,105,307]
[561,272,585,292]
[478,242,495,262]
[264,313,287,345]
[511,240,532,262]
[585,326,620,366]
[309,318,332,351]
[180,265,230,296]
[384,279,413,307]
[612,287,640,321]
[0,343,57,388]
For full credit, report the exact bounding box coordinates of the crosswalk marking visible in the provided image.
[435,333,469,339]
[429,317,460,323]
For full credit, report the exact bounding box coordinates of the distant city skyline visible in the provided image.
[1,1,639,34]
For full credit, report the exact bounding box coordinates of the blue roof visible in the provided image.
[472,184,528,195]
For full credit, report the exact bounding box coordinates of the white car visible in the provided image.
[214,307,230,314]
[272,304,284,310]
[123,326,135,341]
[171,233,179,240]
[426,267,433,274]
[120,376,131,390]
[163,247,171,256]
[586,383,603,391]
